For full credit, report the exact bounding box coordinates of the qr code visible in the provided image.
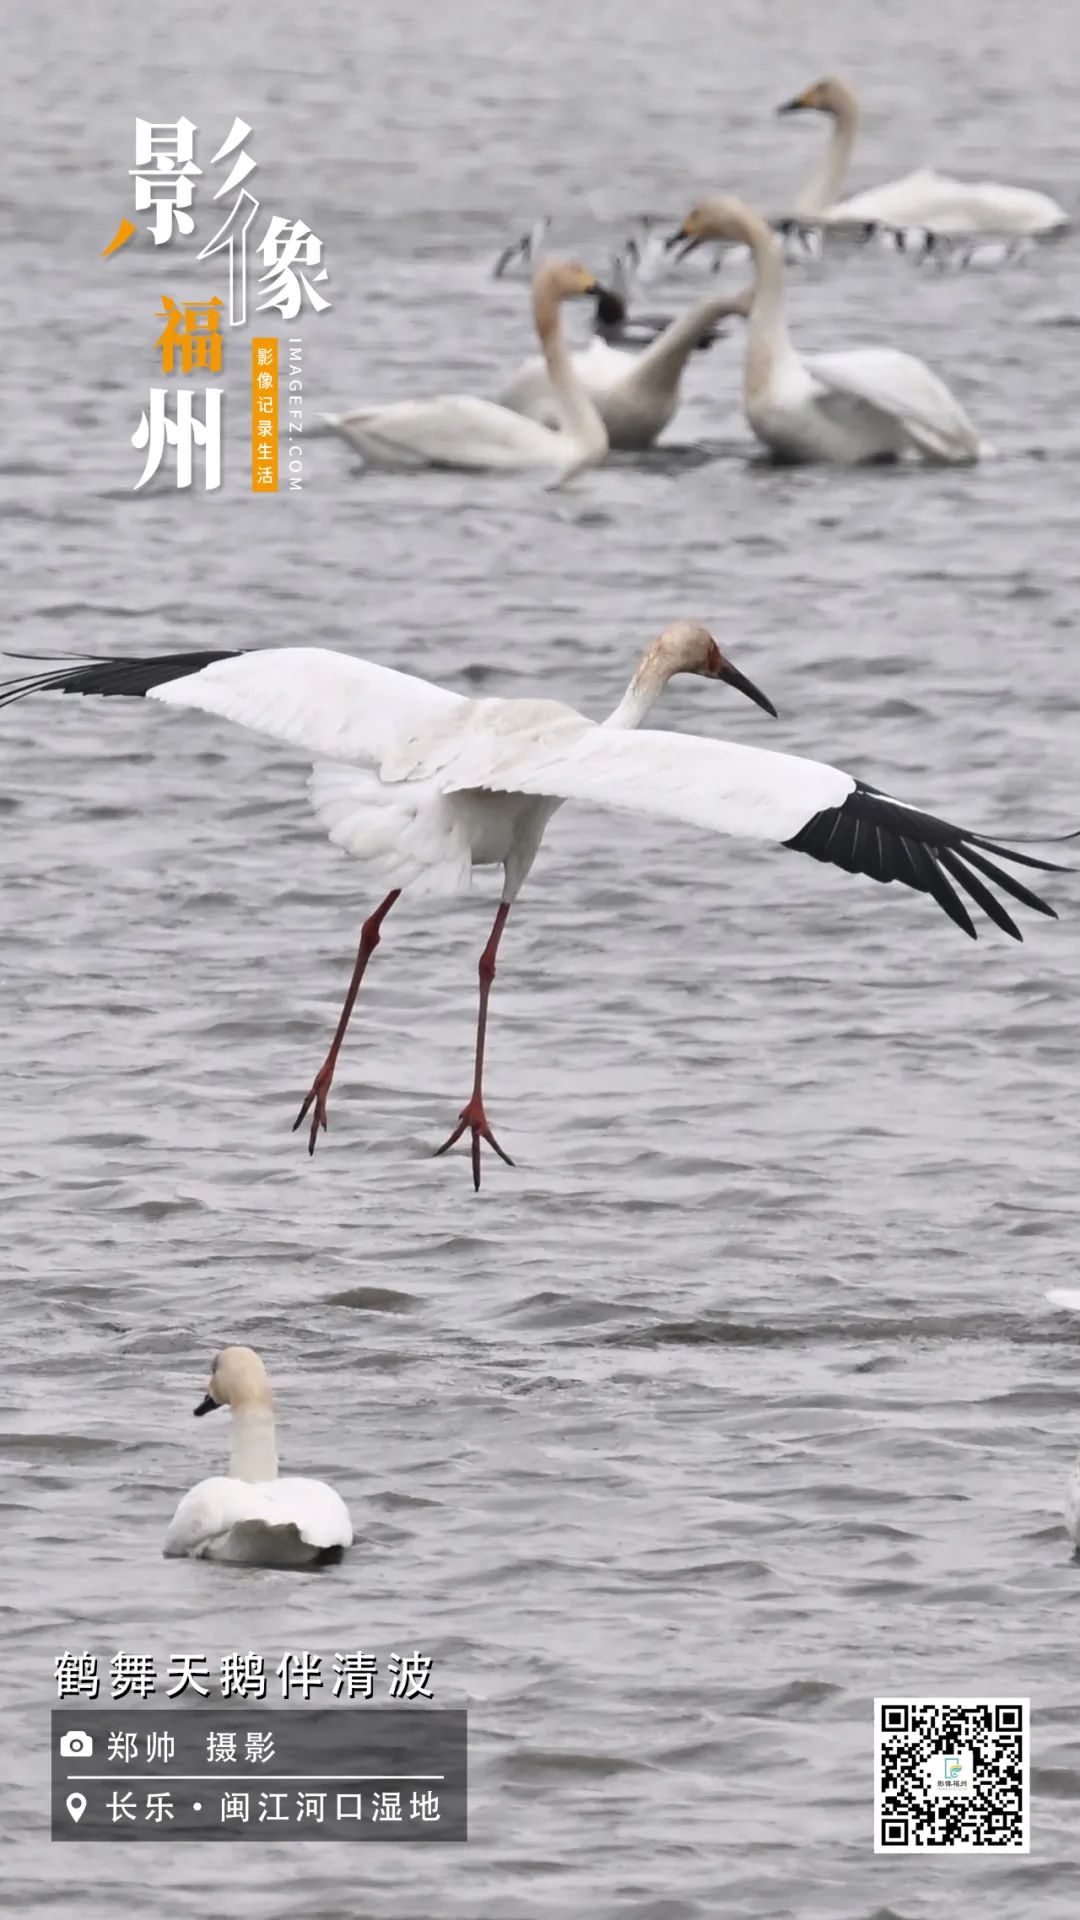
[874,1698,1029,1852]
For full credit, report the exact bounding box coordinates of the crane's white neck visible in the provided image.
[792,101,859,217]
[229,1405,278,1483]
[603,651,673,731]
[504,642,673,901]
[535,290,608,465]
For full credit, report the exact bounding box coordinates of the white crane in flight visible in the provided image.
[1,628,1063,1188]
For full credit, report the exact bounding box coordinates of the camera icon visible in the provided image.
[60,1731,94,1759]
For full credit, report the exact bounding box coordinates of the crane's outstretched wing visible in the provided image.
[805,348,983,462]
[437,722,1063,939]
[0,646,465,767]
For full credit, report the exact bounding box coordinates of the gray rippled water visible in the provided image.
[3,1,1080,1915]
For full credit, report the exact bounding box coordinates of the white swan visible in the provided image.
[672,195,984,465]
[779,77,1068,236]
[498,285,750,450]
[163,1347,352,1568]
[321,259,608,483]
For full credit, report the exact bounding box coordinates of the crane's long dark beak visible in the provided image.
[721,659,778,718]
[777,96,808,115]
[194,1393,219,1417]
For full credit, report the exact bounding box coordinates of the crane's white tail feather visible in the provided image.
[307,762,473,896]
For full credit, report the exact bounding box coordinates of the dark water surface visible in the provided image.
[3,1,1080,1914]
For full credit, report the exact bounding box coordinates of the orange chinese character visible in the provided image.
[156,296,224,374]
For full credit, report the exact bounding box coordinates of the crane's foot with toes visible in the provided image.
[293,1067,335,1156]
[435,1097,514,1191]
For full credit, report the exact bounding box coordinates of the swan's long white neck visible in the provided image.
[633,290,747,395]
[535,290,608,463]
[793,100,858,217]
[229,1405,278,1483]
[737,215,796,400]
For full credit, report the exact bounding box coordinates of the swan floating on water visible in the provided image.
[163,1347,353,1568]
[498,283,750,450]
[672,195,985,465]
[779,76,1068,236]
[322,259,609,483]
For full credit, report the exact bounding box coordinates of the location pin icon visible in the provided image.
[66,1793,86,1823]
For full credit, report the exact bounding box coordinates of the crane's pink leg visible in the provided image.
[293,889,401,1156]
[436,900,515,1190]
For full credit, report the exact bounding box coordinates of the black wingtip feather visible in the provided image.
[937,847,1022,941]
[784,780,1061,938]
[0,649,242,710]
[967,832,1072,875]
[959,844,1058,921]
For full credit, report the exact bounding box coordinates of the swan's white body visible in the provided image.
[498,290,748,450]
[830,169,1066,236]
[324,394,589,474]
[677,196,984,465]
[499,335,637,423]
[322,259,608,483]
[783,78,1068,236]
[765,345,983,465]
[165,1474,353,1566]
[163,1347,352,1569]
